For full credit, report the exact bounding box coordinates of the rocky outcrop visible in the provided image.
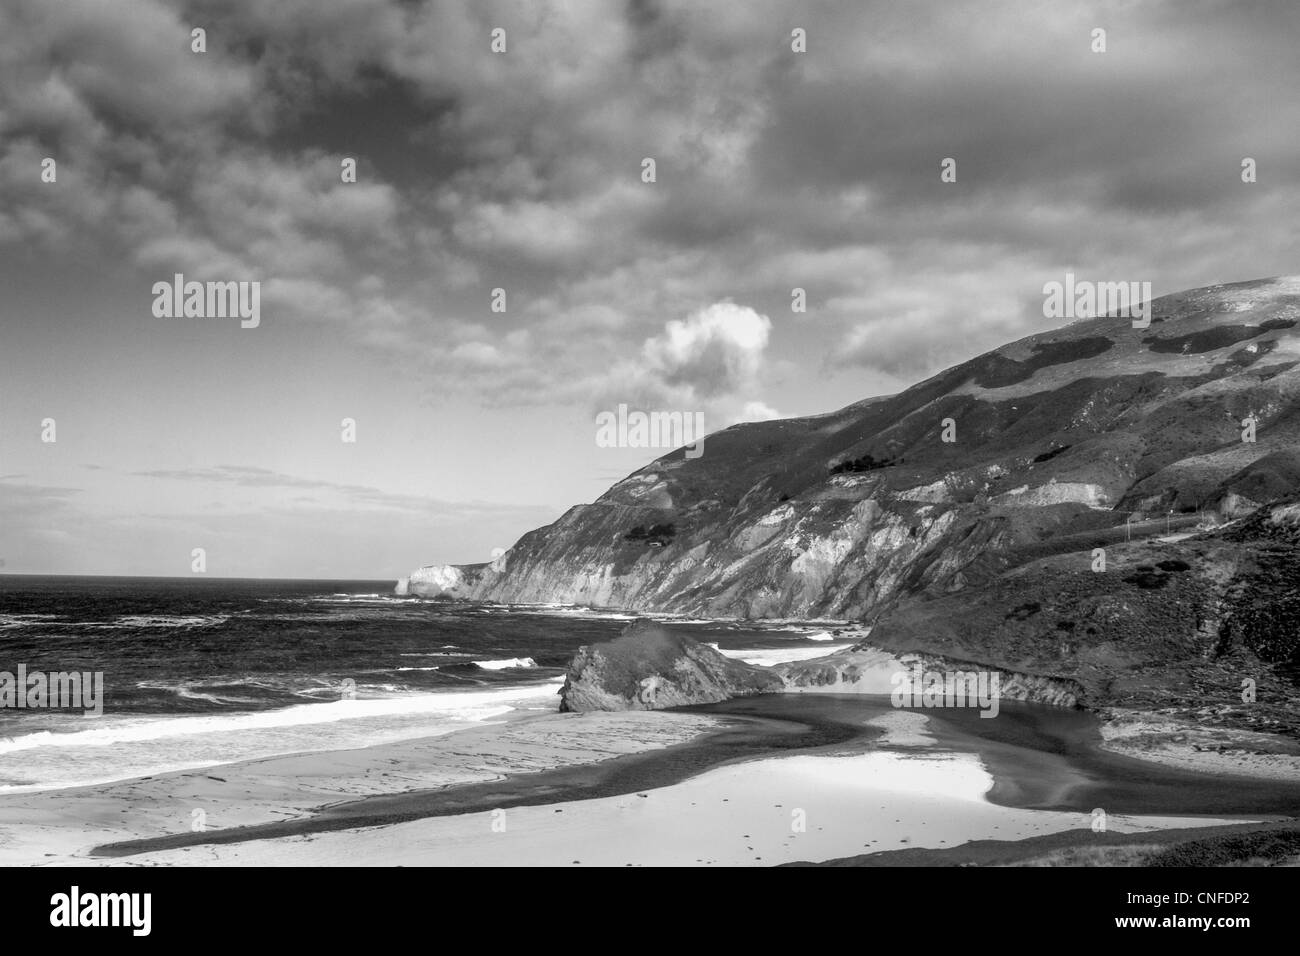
[403,562,486,598]
[853,496,1300,735]
[556,626,1084,715]
[775,644,906,694]
[776,645,1084,708]
[550,494,1300,725]
[403,277,1300,622]
[558,620,784,712]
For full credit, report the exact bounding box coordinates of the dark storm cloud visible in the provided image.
[4,0,1299,393]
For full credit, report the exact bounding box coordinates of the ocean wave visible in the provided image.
[0,679,565,793]
[0,613,231,630]
[0,613,66,629]
[492,603,640,621]
[321,594,421,604]
[472,657,537,670]
[140,684,263,706]
[114,614,231,628]
[136,675,338,705]
[0,679,564,756]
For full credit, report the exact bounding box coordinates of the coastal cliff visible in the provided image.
[404,277,1300,621]
[404,277,1300,732]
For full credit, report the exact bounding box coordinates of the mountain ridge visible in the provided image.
[404,275,1300,625]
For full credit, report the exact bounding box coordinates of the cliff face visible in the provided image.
[856,495,1300,732]
[407,276,1300,622]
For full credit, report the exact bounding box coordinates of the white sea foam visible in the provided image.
[0,613,64,629]
[0,679,563,793]
[41,615,233,629]
[507,605,640,621]
[118,615,230,627]
[136,680,266,706]
[0,683,557,753]
[473,657,537,670]
[0,614,232,630]
[321,594,420,604]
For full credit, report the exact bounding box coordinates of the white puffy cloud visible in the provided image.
[642,301,771,399]
[737,401,782,423]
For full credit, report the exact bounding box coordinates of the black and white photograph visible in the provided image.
[1,0,1297,928]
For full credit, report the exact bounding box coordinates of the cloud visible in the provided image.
[738,401,782,423]
[0,479,82,499]
[0,0,253,131]
[824,257,1041,378]
[642,300,771,399]
[130,464,536,516]
[6,0,1300,412]
[6,0,1300,578]
[0,480,87,571]
[0,468,558,576]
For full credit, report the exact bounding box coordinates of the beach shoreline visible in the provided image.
[0,707,721,866]
[4,688,1298,867]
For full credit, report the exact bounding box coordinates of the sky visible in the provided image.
[2,0,1299,579]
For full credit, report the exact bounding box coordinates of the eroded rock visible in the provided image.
[558,620,784,712]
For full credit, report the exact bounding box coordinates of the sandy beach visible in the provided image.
[0,709,718,866]
[87,749,1255,867]
[5,690,1296,867]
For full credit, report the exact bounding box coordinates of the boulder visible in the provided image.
[402,563,485,598]
[558,620,784,712]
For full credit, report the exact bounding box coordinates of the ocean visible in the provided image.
[0,575,857,792]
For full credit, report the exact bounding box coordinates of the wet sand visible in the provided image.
[88,693,1300,861]
[901,700,1300,815]
[0,709,718,865]
[90,700,855,858]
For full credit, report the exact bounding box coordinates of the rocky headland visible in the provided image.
[405,276,1300,761]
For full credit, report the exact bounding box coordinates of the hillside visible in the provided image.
[790,495,1300,736]
[405,276,1300,626]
